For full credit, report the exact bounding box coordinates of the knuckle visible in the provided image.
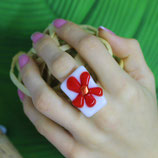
[148,68,154,78]
[35,120,44,135]
[51,53,66,72]
[51,53,76,80]
[105,114,120,131]
[77,34,97,52]
[69,153,78,158]
[68,151,76,158]
[22,65,32,82]
[68,146,75,158]
[148,69,155,82]
[60,22,76,39]
[68,119,82,134]
[117,82,138,101]
[33,87,49,113]
[36,36,52,54]
[68,147,80,158]
[95,106,120,132]
[21,60,40,84]
[125,38,142,55]
[35,119,52,138]
[67,114,86,135]
[114,80,129,95]
[128,38,140,47]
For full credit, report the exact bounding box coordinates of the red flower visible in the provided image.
[67,71,103,108]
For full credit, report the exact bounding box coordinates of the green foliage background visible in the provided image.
[0,0,158,157]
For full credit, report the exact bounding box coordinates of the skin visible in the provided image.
[19,21,158,158]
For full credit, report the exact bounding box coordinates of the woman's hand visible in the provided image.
[18,19,158,158]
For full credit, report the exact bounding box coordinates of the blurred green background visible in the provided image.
[0,0,158,157]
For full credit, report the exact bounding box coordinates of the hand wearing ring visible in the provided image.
[61,65,106,117]
[17,19,158,158]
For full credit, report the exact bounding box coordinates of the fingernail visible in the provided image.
[53,19,67,28]
[99,26,115,35]
[17,89,25,101]
[19,54,29,69]
[31,32,44,44]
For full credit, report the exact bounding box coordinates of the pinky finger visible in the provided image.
[17,89,75,157]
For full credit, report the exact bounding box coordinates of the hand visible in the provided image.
[18,19,158,158]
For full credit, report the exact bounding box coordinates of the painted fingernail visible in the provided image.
[31,32,44,44]
[99,26,115,35]
[17,89,25,101]
[53,19,67,28]
[19,54,29,69]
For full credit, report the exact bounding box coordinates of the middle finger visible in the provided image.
[53,19,131,95]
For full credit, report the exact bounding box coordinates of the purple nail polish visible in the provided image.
[17,89,25,101]
[19,54,29,69]
[99,26,115,35]
[31,32,44,44]
[53,19,67,28]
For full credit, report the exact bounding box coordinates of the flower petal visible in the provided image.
[80,71,90,86]
[85,94,96,107]
[67,76,81,93]
[89,87,103,96]
[72,94,84,108]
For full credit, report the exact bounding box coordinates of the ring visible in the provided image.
[60,66,107,117]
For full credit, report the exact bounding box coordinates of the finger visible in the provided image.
[31,33,78,82]
[18,54,81,132]
[30,32,114,119]
[31,32,113,119]
[98,27,156,95]
[52,19,131,95]
[17,89,75,158]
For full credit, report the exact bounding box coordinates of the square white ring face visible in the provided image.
[60,66,107,117]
